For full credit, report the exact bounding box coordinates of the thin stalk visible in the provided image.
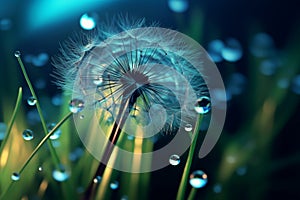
[0,112,73,199]
[176,114,203,200]
[187,188,197,200]
[16,56,61,167]
[0,87,22,155]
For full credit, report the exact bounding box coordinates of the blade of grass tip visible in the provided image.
[0,87,22,156]
[176,114,203,200]
[187,188,197,200]
[0,112,73,199]
[16,54,61,168]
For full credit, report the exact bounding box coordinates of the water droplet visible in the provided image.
[169,154,180,166]
[250,33,275,57]
[22,129,34,141]
[110,180,119,190]
[0,122,7,140]
[168,0,189,13]
[27,96,37,106]
[184,124,193,132]
[47,123,62,140]
[0,18,12,30]
[69,99,85,113]
[207,40,224,62]
[189,170,208,188]
[38,166,43,172]
[93,76,103,85]
[291,75,300,95]
[93,176,102,183]
[14,51,21,58]
[221,38,242,62]
[194,96,211,114]
[52,167,70,182]
[213,184,222,193]
[79,115,84,119]
[11,172,20,181]
[80,13,97,30]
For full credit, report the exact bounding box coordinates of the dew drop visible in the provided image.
[93,176,102,183]
[0,122,7,140]
[14,50,21,58]
[69,99,85,113]
[11,172,20,181]
[47,123,62,140]
[93,76,103,85]
[169,154,180,166]
[38,166,43,172]
[27,96,37,106]
[168,0,189,13]
[194,96,211,114]
[80,13,97,30]
[110,180,119,190]
[221,38,242,62]
[22,129,34,141]
[52,167,70,182]
[189,170,208,188]
[184,124,193,132]
[79,115,84,119]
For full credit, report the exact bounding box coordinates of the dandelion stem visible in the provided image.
[0,112,73,199]
[16,56,61,168]
[0,87,22,155]
[176,114,203,200]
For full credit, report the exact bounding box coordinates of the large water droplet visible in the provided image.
[11,172,20,181]
[93,176,102,183]
[169,154,180,166]
[194,96,211,114]
[221,38,242,62]
[22,129,34,141]
[69,99,85,113]
[168,0,189,13]
[47,123,62,140]
[184,124,193,132]
[52,167,70,182]
[0,122,7,140]
[80,13,97,30]
[27,96,37,106]
[14,51,21,58]
[189,170,208,188]
[110,180,119,190]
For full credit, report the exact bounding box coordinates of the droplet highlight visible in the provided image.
[184,124,193,132]
[14,51,21,58]
[69,99,85,113]
[169,154,180,166]
[27,96,37,106]
[11,172,20,181]
[22,129,34,141]
[194,96,211,114]
[189,170,208,188]
[80,13,97,30]
[93,176,102,183]
[52,168,70,182]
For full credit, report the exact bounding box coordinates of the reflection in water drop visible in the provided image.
[14,51,21,58]
[47,123,62,140]
[221,38,242,62]
[184,124,193,132]
[22,129,34,141]
[11,172,20,181]
[194,96,211,114]
[27,96,37,106]
[168,0,189,13]
[189,170,208,188]
[169,154,180,166]
[69,99,85,113]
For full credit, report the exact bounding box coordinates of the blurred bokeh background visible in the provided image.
[1,0,300,199]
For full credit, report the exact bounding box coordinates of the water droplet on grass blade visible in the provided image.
[22,129,34,141]
[69,99,84,113]
[27,96,37,106]
[169,154,180,166]
[11,172,20,181]
[189,170,208,188]
[47,123,61,140]
[184,124,193,132]
[194,96,211,114]
[14,51,21,57]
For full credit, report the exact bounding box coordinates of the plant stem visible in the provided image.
[0,87,22,155]
[16,56,61,168]
[187,188,197,200]
[0,112,73,199]
[176,114,203,200]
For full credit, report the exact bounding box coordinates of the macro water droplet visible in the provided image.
[194,96,211,114]
[110,180,119,190]
[0,122,7,140]
[184,124,193,132]
[27,96,37,106]
[14,50,21,58]
[207,40,224,62]
[22,129,34,141]
[93,75,103,85]
[79,115,84,119]
[189,170,208,188]
[221,38,242,62]
[69,99,85,113]
[80,13,97,30]
[52,167,70,182]
[93,176,102,183]
[11,172,20,181]
[168,0,189,13]
[169,154,180,166]
[38,166,43,172]
[47,123,62,140]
